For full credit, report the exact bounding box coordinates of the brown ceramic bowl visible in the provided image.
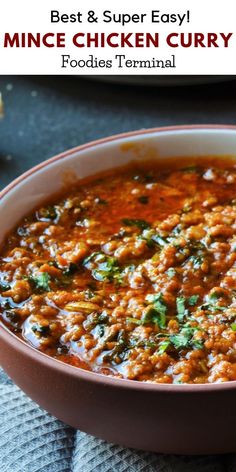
[1,125,236,454]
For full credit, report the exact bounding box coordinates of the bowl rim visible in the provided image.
[2,123,236,393]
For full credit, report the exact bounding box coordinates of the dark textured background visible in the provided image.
[1,76,236,190]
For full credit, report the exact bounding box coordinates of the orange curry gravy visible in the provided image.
[1,158,236,384]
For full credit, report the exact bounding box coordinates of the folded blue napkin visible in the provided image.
[0,369,234,472]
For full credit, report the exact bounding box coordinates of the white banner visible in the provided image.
[0,0,235,75]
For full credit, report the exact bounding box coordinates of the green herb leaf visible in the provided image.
[201,303,226,313]
[32,324,50,335]
[158,339,170,355]
[4,310,20,327]
[84,311,109,331]
[84,289,95,300]
[84,252,123,283]
[208,290,226,301]
[191,339,204,349]
[231,323,236,331]
[144,293,167,329]
[170,328,192,349]
[121,218,151,230]
[28,272,51,292]
[170,326,201,350]
[0,281,11,291]
[96,324,106,337]
[188,295,199,306]
[176,295,199,322]
[189,255,203,269]
[139,229,155,248]
[93,259,121,283]
[103,330,128,362]
[142,307,165,328]
[176,297,187,322]
[166,268,176,279]
[151,234,168,246]
[83,252,100,265]
[200,291,227,313]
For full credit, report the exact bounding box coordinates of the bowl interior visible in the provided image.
[1,127,236,244]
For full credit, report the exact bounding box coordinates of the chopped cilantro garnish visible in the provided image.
[200,291,227,313]
[28,272,51,292]
[158,339,170,355]
[84,289,95,300]
[166,268,176,278]
[93,259,121,283]
[170,326,201,350]
[189,255,203,269]
[97,324,106,337]
[83,252,123,283]
[188,295,199,306]
[4,310,20,326]
[0,281,10,291]
[208,290,226,300]
[121,218,151,230]
[176,295,199,322]
[144,293,167,329]
[176,297,187,322]
[201,303,226,313]
[32,324,50,335]
[103,330,128,362]
[151,234,168,246]
[83,252,100,265]
[139,229,155,248]
[143,238,155,249]
[139,229,169,249]
[84,311,109,331]
[157,323,203,354]
[142,307,166,328]
[192,339,204,349]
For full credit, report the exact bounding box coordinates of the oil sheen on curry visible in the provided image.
[1,158,236,384]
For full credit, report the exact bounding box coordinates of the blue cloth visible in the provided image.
[0,369,234,472]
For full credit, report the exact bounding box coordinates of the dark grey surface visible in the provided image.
[0,76,236,190]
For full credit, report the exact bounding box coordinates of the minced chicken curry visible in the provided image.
[1,158,236,384]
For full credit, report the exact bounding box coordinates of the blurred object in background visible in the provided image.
[86,75,236,87]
